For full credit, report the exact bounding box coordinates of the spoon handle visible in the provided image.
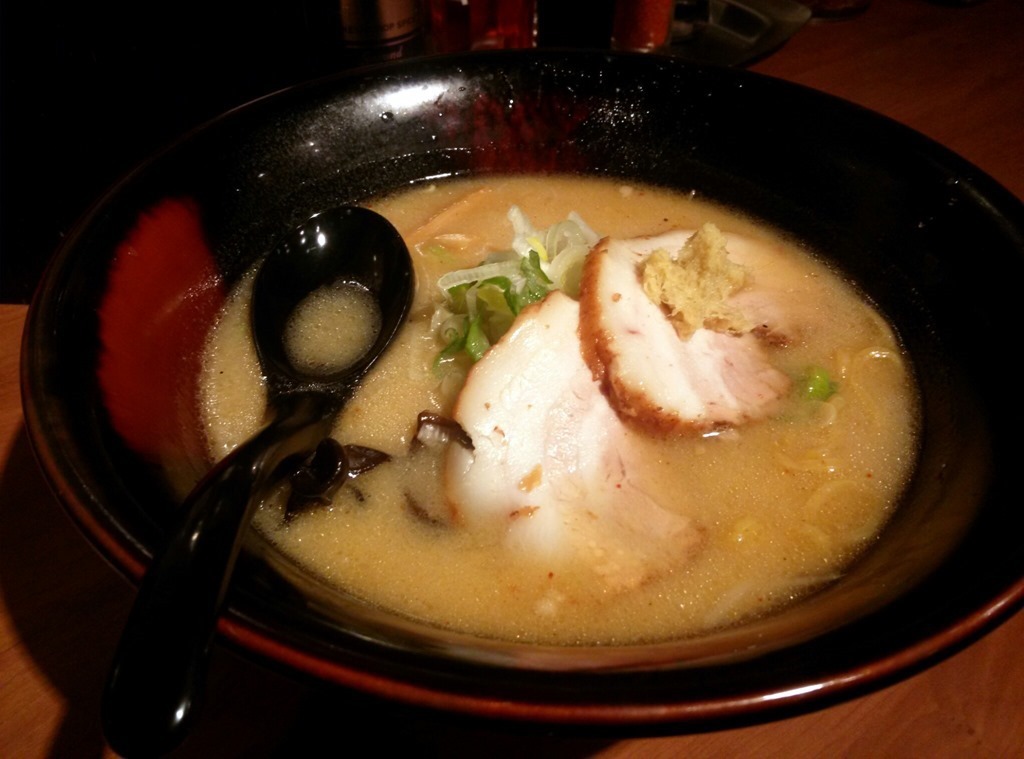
[101,392,336,758]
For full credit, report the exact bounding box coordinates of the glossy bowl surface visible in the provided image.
[21,51,1024,728]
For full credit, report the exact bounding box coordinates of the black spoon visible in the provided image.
[101,206,414,757]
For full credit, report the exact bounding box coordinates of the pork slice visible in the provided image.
[445,291,701,591]
[578,232,791,436]
[720,233,828,347]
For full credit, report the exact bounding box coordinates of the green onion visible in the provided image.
[430,209,598,365]
[801,365,837,401]
[464,316,491,362]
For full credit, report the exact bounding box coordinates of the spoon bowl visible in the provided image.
[254,206,414,398]
[101,206,413,757]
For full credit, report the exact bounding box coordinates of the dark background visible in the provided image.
[0,1,616,304]
[0,2,342,303]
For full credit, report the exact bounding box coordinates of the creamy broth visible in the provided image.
[285,282,380,375]
[199,176,919,644]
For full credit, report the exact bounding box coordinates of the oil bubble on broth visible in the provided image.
[198,175,919,645]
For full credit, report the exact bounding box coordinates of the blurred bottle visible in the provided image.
[304,0,426,70]
[339,0,424,52]
[611,0,675,51]
[428,0,536,53]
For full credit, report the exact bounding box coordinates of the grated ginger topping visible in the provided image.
[640,223,750,338]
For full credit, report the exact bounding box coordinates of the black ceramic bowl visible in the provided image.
[21,51,1024,729]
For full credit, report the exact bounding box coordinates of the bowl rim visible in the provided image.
[21,49,1024,728]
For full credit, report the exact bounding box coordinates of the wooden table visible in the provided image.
[3,1,1023,755]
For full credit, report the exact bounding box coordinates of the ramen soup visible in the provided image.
[199,175,919,644]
